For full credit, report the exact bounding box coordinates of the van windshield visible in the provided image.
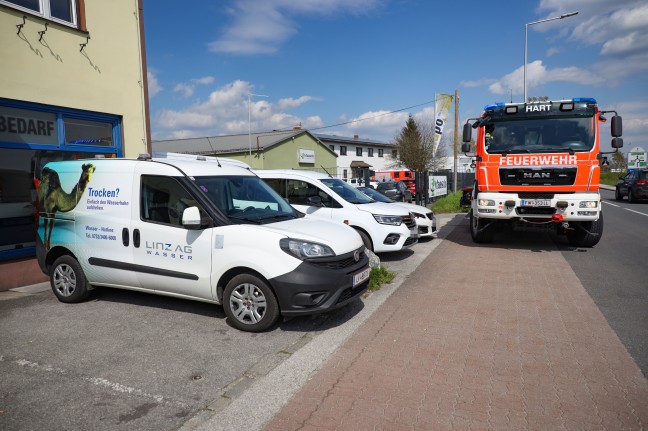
[320,178,374,204]
[194,175,297,224]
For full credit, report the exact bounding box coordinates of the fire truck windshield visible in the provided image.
[484,116,594,154]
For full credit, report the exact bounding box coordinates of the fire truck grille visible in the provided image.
[500,168,577,186]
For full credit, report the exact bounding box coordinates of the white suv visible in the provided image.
[256,170,418,253]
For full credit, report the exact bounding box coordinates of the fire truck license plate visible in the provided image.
[353,267,370,287]
[521,199,551,207]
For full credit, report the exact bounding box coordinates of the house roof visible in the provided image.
[313,133,393,147]
[152,130,319,155]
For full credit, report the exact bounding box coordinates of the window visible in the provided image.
[391,149,398,158]
[141,176,201,227]
[368,148,374,157]
[356,147,362,156]
[64,118,113,146]
[378,149,384,157]
[329,144,335,152]
[343,169,348,179]
[2,0,78,26]
[283,179,339,208]
[340,146,347,156]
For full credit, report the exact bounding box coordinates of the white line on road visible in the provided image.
[624,208,648,217]
[603,201,620,208]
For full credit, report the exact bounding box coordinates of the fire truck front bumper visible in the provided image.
[472,192,601,222]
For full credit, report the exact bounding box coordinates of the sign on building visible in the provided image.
[298,149,315,164]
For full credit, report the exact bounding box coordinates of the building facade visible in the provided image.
[313,133,397,181]
[0,0,150,289]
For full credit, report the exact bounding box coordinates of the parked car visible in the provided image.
[376,180,412,203]
[615,169,648,203]
[357,186,436,238]
[256,170,418,253]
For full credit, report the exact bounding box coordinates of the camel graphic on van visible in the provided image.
[38,163,95,249]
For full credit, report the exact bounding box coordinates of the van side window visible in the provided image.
[285,179,341,208]
[141,176,200,227]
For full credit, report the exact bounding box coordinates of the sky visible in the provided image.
[143,0,648,153]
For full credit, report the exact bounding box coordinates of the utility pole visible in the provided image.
[453,88,459,193]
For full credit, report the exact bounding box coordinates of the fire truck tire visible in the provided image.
[567,212,603,247]
[470,210,493,243]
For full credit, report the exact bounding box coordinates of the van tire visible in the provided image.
[223,274,280,332]
[49,255,91,303]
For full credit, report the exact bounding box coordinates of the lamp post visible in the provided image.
[248,93,268,165]
[524,11,578,102]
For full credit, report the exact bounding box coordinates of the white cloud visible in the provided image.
[147,71,162,98]
[277,96,317,110]
[173,76,215,99]
[153,80,325,138]
[208,0,381,55]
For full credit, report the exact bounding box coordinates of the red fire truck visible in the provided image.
[461,97,623,247]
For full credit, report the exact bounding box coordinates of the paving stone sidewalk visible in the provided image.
[264,220,648,430]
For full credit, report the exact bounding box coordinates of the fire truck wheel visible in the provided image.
[470,210,493,243]
[567,213,603,248]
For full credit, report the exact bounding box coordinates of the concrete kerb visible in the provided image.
[180,213,463,431]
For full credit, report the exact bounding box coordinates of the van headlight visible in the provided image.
[280,238,335,259]
[372,214,402,226]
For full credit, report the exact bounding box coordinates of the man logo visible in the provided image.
[523,172,551,179]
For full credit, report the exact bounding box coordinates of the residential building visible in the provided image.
[0,0,150,289]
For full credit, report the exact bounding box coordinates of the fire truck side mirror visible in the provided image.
[611,137,623,149]
[462,123,472,143]
[461,143,471,153]
[611,115,622,137]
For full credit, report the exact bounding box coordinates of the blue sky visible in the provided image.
[144,0,648,153]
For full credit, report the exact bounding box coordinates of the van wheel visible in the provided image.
[223,274,280,332]
[50,255,91,303]
[356,230,373,252]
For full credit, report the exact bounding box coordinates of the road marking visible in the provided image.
[603,201,620,207]
[624,208,648,217]
[8,357,188,408]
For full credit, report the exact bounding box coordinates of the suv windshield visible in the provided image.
[320,178,374,204]
[193,175,296,224]
[485,116,595,154]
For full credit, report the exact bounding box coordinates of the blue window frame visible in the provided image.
[0,98,122,156]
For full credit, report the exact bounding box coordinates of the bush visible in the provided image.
[368,266,395,291]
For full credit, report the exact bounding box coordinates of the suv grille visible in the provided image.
[401,214,416,229]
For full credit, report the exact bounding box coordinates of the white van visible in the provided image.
[35,155,370,332]
[256,170,418,253]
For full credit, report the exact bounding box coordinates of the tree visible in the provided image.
[390,115,432,172]
[610,149,627,172]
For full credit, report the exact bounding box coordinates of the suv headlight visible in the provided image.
[280,238,335,259]
[372,214,402,226]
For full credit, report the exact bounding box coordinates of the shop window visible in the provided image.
[2,0,78,27]
[64,118,113,146]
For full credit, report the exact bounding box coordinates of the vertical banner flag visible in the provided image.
[433,94,453,154]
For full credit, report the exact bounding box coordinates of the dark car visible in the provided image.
[376,180,412,203]
[615,169,648,203]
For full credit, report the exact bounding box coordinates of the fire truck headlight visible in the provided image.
[478,199,496,206]
[579,201,598,209]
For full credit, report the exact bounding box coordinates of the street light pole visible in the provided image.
[248,93,268,165]
[524,11,578,102]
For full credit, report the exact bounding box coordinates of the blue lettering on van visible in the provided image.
[87,187,121,198]
[145,241,192,254]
